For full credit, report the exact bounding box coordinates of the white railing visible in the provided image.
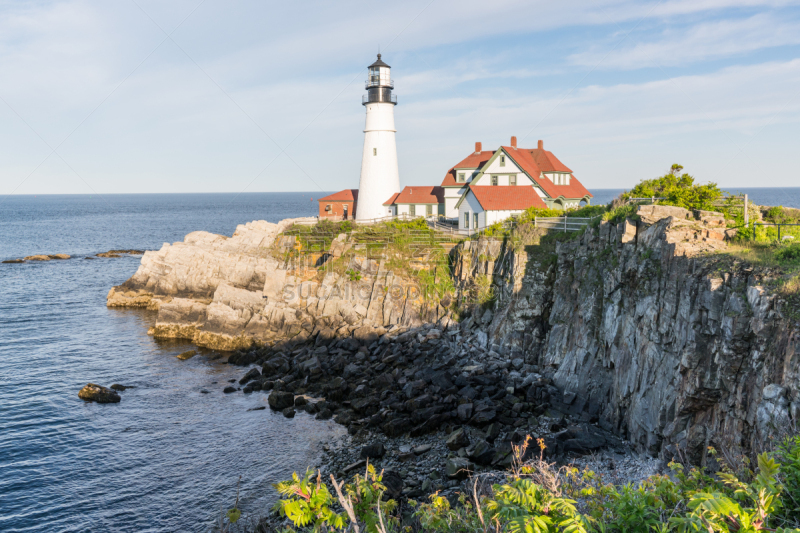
[535,216,599,232]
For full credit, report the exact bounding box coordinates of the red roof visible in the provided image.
[500,147,593,200]
[384,186,444,205]
[468,186,547,210]
[318,189,358,202]
[440,151,495,187]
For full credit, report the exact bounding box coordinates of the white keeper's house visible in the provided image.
[442,137,593,231]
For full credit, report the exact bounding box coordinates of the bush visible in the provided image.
[622,164,725,212]
[566,205,606,218]
[269,436,800,533]
[775,243,800,265]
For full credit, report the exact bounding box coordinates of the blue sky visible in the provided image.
[1,0,799,196]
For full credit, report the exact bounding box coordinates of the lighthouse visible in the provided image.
[355,54,400,222]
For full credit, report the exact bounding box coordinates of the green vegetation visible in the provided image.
[620,164,725,212]
[254,435,800,533]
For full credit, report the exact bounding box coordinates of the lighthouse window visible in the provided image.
[500,155,506,167]
[373,148,377,156]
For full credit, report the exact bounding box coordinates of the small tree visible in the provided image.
[623,164,724,212]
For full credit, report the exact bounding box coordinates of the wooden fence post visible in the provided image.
[744,194,749,225]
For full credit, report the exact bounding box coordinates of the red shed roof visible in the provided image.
[318,189,358,202]
[384,186,444,205]
[468,186,547,211]
[440,151,495,187]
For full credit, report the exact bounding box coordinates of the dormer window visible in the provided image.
[457,172,465,183]
[500,155,506,167]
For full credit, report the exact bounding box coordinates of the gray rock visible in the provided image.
[446,428,470,451]
[78,383,121,403]
[268,391,294,410]
[360,442,386,459]
[445,457,471,479]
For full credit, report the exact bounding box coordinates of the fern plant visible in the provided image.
[670,453,792,533]
[485,478,590,533]
[272,469,347,532]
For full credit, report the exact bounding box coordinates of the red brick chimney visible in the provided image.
[475,142,482,153]
[510,136,517,149]
[538,140,544,150]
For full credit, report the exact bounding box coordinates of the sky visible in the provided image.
[0,0,799,196]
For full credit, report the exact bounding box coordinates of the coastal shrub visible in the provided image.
[566,205,606,219]
[776,435,800,525]
[765,206,800,225]
[621,164,724,212]
[269,435,800,533]
[775,243,800,265]
[272,469,348,532]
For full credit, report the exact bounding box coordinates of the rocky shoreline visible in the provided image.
[221,318,651,506]
[106,207,799,472]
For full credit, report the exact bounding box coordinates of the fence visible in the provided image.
[752,222,800,242]
[534,216,599,232]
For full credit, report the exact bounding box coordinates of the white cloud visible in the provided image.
[570,13,800,69]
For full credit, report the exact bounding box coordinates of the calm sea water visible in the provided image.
[1,188,799,533]
[0,193,345,533]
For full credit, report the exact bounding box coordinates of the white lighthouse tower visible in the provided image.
[356,54,400,222]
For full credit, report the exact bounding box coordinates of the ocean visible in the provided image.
[0,193,343,533]
[1,188,798,532]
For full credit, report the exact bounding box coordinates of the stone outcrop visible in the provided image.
[78,383,121,403]
[466,205,799,465]
[109,206,798,465]
[108,218,450,352]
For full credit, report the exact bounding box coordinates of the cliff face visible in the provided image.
[457,208,799,464]
[107,218,451,352]
[109,208,798,464]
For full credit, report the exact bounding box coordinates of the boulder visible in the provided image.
[445,457,471,479]
[78,383,121,403]
[446,427,470,451]
[382,471,404,499]
[177,350,197,360]
[268,391,295,410]
[637,204,691,224]
[2,259,24,263]
[239,368,261,385]
[413,444,432,455]
[315,408,333,420]
[466,440,495,466]
[360,442,386,459]
[110,384,133,391]
[24,255,51,261]
[223,386,237,393]
[282,407,296,418]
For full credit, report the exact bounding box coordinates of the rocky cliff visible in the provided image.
[107,218,451,352]
[108,207,798,465]
[457,206,799,465]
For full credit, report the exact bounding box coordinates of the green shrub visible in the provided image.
[622,164,725,212]
[776,435,800,524]
[775,243,800,265]
[566,205,606,218]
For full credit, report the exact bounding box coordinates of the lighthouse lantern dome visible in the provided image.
[364,54,396,104]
